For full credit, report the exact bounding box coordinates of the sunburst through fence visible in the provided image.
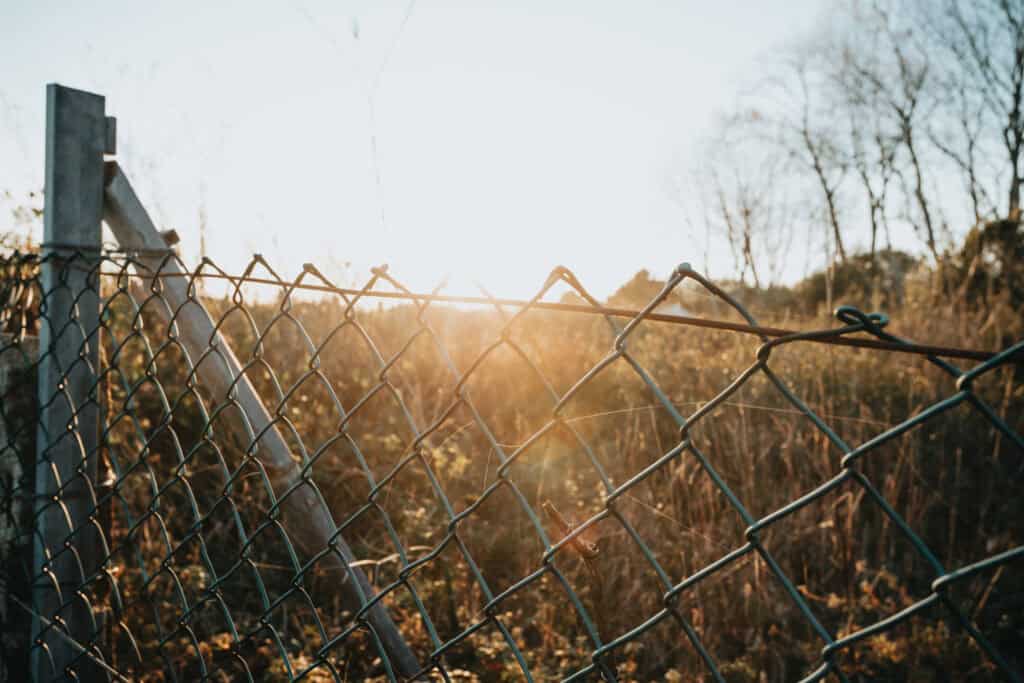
[0,245,1022,682]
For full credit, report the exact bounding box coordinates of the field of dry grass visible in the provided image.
[56,262,1020,682]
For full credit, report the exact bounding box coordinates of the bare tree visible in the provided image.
[844,100,898,262]
[925,0,1024,220]
[798,71,850,264]
[712,172,761,288]
[679,0,1024,288]
[843,6,943,263]
[927,71,998,225]
[693,119,794,289]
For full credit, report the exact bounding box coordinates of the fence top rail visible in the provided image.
[1,247,1011,363]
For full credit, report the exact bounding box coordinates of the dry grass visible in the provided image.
[1,255,1021,681]
[77,270,1023,682]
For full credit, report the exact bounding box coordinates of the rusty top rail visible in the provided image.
[92,266,1006,363]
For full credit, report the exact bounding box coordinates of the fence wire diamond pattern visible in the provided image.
[0,248,1021,682]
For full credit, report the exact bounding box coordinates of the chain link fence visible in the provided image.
[1,82,1022,682]
[0,244,1021,682]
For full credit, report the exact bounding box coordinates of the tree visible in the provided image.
[837,4,946,264]
[692,119,794,290]
[680,0,1024,294]
[928,0,1024,220]
[795,62,850,264]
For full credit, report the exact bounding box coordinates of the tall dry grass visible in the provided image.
[75,267,1023,682]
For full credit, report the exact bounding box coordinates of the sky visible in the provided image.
[1,0,827,299]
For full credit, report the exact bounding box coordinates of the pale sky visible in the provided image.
[2,0,827,299]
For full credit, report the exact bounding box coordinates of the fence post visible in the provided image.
[32,84,110,682]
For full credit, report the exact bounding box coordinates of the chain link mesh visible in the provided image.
[0,248,1021,681]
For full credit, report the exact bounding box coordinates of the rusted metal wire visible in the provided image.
[90,263,1006,363]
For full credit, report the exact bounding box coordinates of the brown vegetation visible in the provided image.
[1,246,1017,681]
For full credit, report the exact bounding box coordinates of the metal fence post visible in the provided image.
[32,84,110,682]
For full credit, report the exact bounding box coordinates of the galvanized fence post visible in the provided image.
[32,84,111,682]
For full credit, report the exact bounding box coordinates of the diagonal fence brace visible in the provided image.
[101,162,421,679]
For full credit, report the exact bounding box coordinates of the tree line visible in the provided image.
[688,0,1024,308]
